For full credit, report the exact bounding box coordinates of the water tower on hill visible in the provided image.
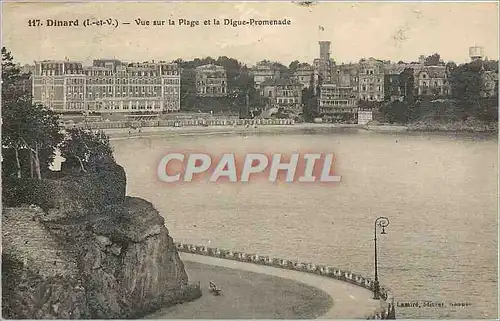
[469,46,484,61]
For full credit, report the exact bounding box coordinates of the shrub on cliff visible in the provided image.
[59,128,114,173]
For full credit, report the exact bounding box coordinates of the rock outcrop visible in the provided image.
[2,164,199,319]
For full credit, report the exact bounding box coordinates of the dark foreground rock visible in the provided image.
[2,165,200,319]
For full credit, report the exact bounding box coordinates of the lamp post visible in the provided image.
[373,216,390,300]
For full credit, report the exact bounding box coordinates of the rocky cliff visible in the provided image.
[2,164,199,319]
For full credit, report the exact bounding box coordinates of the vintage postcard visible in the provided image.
[1,1,498,320]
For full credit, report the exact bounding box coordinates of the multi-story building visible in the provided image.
[313,58,335,84]
[318,84,358,119]
[358,58,385,101]
[85,60,180,112]
[260,78,302,113]
[251,61,281,88]
[414,66,451,96]
[383,64,415,102]
[195,64,227,97]
[330,63,359,89]
[32,59,181,113]
[292,64,314,88]
[32,61,85,111]
[13,64,35,94]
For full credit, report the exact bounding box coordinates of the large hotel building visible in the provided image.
[195,64,227,97]
[32,59,181,113]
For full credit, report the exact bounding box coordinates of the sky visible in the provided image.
[2,1,499,67]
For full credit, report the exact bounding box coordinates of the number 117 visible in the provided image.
[28,19,41,27]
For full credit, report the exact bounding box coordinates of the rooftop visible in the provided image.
[260,78,302,87]
[196,64,225,71]
[417,65,447,78]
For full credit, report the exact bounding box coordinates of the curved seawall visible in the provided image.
[175,243,396,319]
[74,118,295,130]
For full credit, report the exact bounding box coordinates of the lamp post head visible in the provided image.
[376,217,390,234]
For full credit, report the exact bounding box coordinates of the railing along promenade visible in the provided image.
[71,118,295,130]
[175,242,396,320]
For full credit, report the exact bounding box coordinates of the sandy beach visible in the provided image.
[104,123,409,140]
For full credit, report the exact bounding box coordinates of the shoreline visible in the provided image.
[98,123,498,141]
[104,123,408,140]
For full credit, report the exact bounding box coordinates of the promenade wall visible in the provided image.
[72,118,295,130]
[175,242,396,320]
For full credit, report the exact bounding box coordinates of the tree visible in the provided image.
[482,59,499,72]
[59,128,114,173]
[272,62,290,79]
[2,47,29,178]
[21,104,62,179]
[216,56,241,90]
[446,61,457,71]
[201,56,217,66]
[179,68,197,110]
[301,87,315,121]
[450,62,484,119]
[2,47,62,180]
[424,53,445,66]
[379,100,419,124]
